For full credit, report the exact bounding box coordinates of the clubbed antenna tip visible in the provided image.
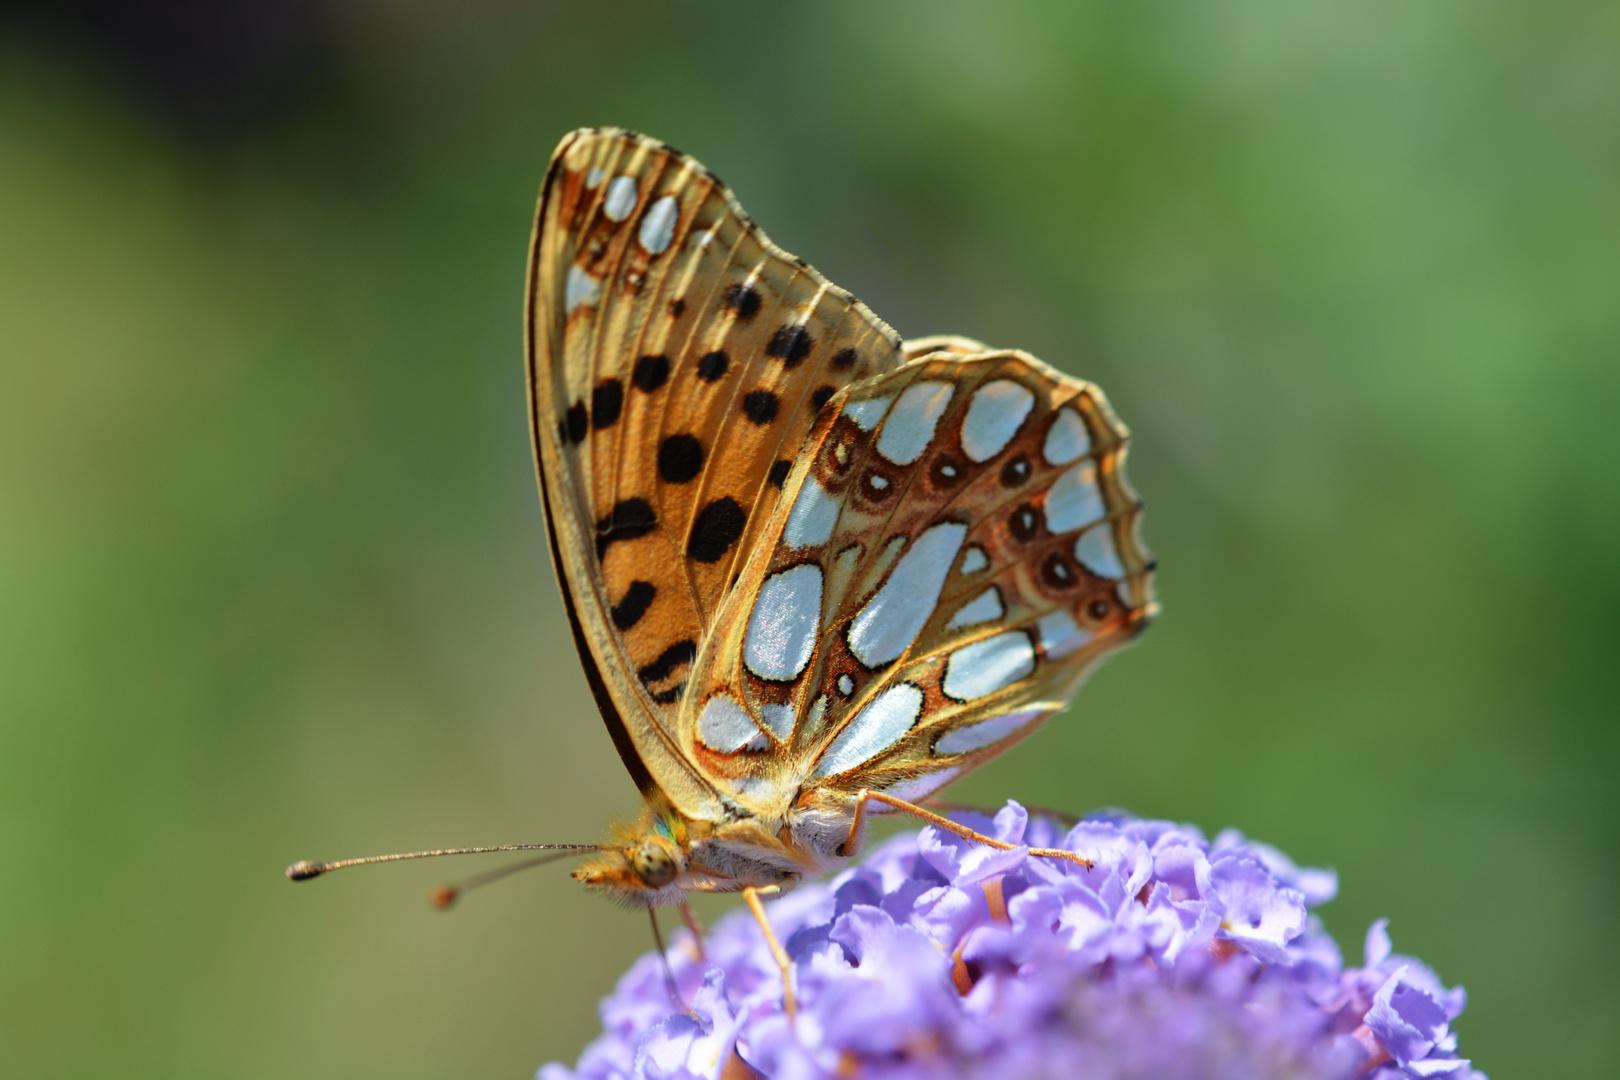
[286,861,326,881]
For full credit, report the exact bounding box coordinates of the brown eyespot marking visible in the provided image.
[930,454,968,488]
[1040,551,1078,590]
[862,470,895,500]
[1009,503,1042,542]
[1000,456,1031,488]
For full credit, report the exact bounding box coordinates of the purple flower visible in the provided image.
[541,804,1484,1080]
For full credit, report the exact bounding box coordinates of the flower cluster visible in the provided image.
[541,804,1481,1080]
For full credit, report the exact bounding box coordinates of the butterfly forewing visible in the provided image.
[527,128,906,813]
[683,349,1156,815]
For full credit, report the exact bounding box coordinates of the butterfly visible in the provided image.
[290,128,1155,1016]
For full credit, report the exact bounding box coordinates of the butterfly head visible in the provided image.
[571,808,693,907]
[571,837,684,905]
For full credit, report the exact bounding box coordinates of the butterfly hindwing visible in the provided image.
[682,349,1156,815]
[527,128,906,812]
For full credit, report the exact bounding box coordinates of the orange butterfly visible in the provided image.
[291,129,1156,1015]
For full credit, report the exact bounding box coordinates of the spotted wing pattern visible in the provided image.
[527,128,906,810]
[682,349,1156,817]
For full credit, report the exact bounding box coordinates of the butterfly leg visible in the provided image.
[742,885,795,1021]
[921,797,1081,829]
[647,907,688,1012]
[677,900,706,960]
[840,789,1093,870]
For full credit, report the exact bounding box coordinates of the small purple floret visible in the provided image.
[541,804,1483,1080]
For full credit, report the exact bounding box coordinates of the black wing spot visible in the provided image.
[611,581,656,631]
[633,354,671,392]
[767,459,793,488]
[1040,552,1078,591]
[831,347,858,370]
[687,497,746,563]
[810,385,836,413]
[638,640,697,685]
[930,454,968,488]
[696,350,729,382]
[1009,502,1041,543]
[592,379,624,429]
[596,498,657,559]
[743,390,780,425]
[658,434,705,483]
[1000,456,1031,488]
[651,684,684,705]
[667,297,687,318]
[723,283,762,321]
[766,324,814,367]
[565,400,589,444]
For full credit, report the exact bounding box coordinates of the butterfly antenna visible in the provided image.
[429,848,591,909]
[286,843,600,882]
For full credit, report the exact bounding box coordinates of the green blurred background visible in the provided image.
[2,2,1615,1076]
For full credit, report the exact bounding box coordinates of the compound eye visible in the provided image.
[631,837,679,889]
